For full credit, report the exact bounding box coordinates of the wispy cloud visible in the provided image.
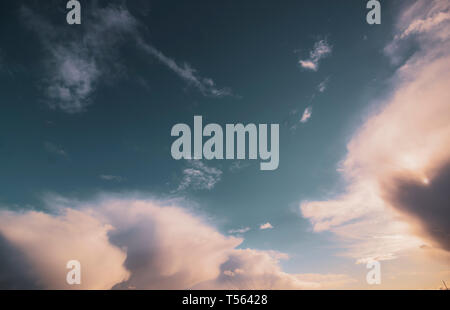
[21,6,137,113]
[44,142,67,157]
[177,161,222,191]
[317,77,330,93]
[228,227,251,234]
[229,161,251,173]
[137,38,232,98]
[299,39,332,71]
[0,194,353,289]
[260,222,273,230]
[21,5,232,113]
[300,106,313,123]
[100,175,124,182]
[396,11,450,40]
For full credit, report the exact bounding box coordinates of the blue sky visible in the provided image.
[0,0,449,289]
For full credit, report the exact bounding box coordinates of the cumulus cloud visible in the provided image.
[177,161,222,191]
[260,222,274,230]
[301,0,450,262]
[299,39,332,71]
[22,4,231,113]
[0,194,353,289]
[0,208,129,289]
[300,106,313,123]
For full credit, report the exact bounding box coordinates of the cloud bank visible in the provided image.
[301,0,450,263]
[0,194,353,289]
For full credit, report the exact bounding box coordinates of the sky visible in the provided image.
[0,0,449,289]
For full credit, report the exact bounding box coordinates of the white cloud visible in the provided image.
[0,194,354,289]
[300,106,313,123]
[299,39,332,71]
[260,222,273,230]
[177,161,222,191]
[298,60,317,71]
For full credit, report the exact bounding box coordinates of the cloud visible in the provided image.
[21,6,137,113]
[260,222,273,230]
[0,194,352,289]
[299,39,332,71]
[0,234,40,289]
[228,227,251,234]
[193,249,355,289]
[300,106,313,123]
[137,38,233,98]
[384,0,450,63]
[177,161,222,191]
[396,11,450,40]
[22,4,231,113]
[100,175,124,182]
[98,197,241,289]
[301,0,450,262]
[0,208,129,289]
[317,77,330,93]
[44,142,67,157]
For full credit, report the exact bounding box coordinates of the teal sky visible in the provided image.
[0,0,399,274]
[1,0,447,290]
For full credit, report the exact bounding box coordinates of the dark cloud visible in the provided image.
[384,163,450,252]
[0,234,41,289]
